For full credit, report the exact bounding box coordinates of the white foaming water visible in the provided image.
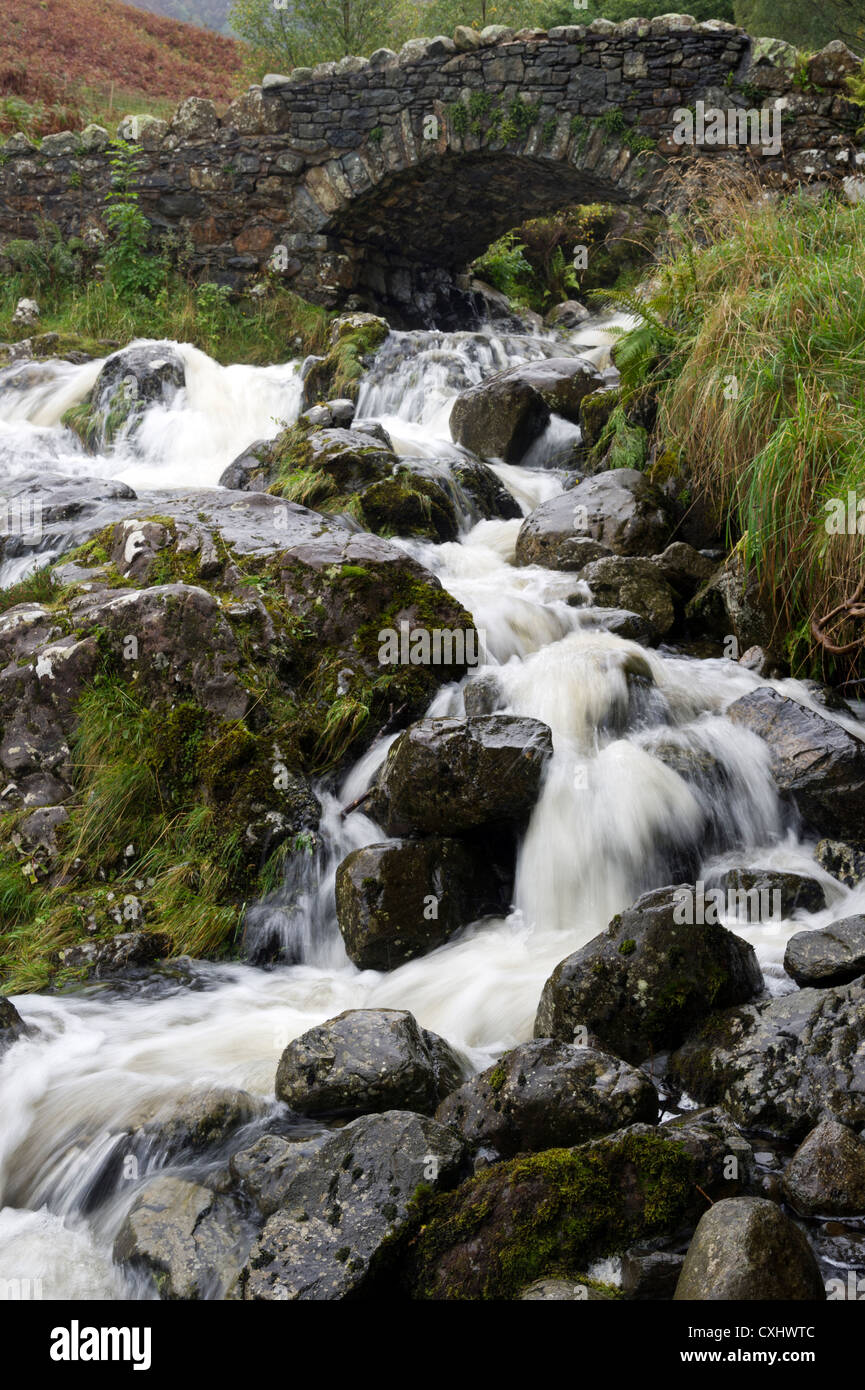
[0,309,858,1297]
[0,341,303,492]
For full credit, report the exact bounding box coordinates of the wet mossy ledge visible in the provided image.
[0,497,474,993]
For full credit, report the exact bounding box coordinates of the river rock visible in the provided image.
[449,369,550,462]
[489,357,607,424]
[435,1040,658,1156]
[577,607,659,646]
[546,300,590,330]
[410,1108,753,1300]
[275,1008,465,1117]
[671,975,865,1138]
[621,1245,685,1300]
[335,837,509,971]
[229,1134,328,1216]
[73,343,186,451]
[781,1117,865,1217]
[815,838,865,888]
[0,995,24,1051]
[113,1175,251,1299]
[139,1087,261,1157]
[708,868,827,920]
[534,885,763,1063]
[519,1278,614,1299]
[242,1110,465,1299]
[374,714,553,835]
[450,455,521,521]
[784,915,865,987]
[651,541,716,599]
[55,930,172,979]
[686,551,780,663]
[579,555,676,637]
[673,1197,824,1301]
[726,687,865,841]
[515,469,673,568]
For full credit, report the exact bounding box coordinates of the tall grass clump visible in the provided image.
[606,170,865,681]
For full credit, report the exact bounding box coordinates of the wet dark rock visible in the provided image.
[0,995,24,1051]
[374,714,553,835]
[546,300,590,331]
[55,931,172,979]
[651,541,716,599]
[218,440,270,491]
[274,1008,465,1117]
[515,470,673,568]
[462,672,504,716]
[114,1175,252,1299]
[242,1110,465,1300]
[449,368,550,462]
[686,553,784,668]
[708,867,827,919]
[579,555,676,637]
[487,357,606,425]
[139,1087,262,1158]
[434,1039,658,1156]
[816,838,865,888]
[621,1245,684,1300]
[671,975,865,1138]
[335,836,509,971]
[229,1134,328,1216]
[781,1117,865,1217]
[535,885,763,1064]
[726,687,865,841]
[576,606,659,646]
[450,455,521,521]
[784,915,865,987]
[673,1197,825,1301]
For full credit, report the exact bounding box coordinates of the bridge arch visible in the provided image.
[0,18,860,326]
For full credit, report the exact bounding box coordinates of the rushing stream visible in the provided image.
[1,311,863,1299]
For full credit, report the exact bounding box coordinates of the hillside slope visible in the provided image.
[0,0,244,126]
[125,0,235,35]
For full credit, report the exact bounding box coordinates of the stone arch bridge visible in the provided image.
[0,17,862,325]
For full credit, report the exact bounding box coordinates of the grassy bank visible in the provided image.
[0,248,331,365]
[607,176,865,684]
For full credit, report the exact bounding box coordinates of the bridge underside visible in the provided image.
[326,152,646,327]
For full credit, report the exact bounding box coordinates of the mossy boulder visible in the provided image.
[357,471,457,542]
[62,342,185,452]
[0,486,475,990]
[301,313,389,406]
[534,885,763,1063]
[408,1108,753,1300]
[578,386,619,451]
